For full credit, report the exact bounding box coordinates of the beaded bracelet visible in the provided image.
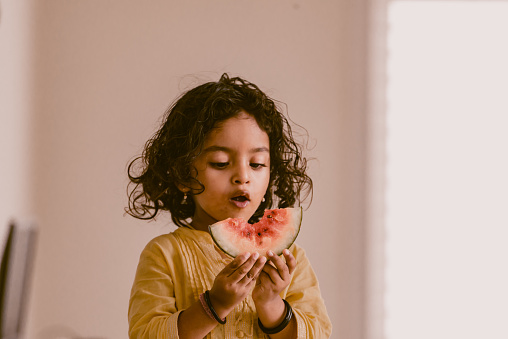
[258,299,293,334]
[203,290,227,324]
[199,292,216,322]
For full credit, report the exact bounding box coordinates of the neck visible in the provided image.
[190,220,211,233]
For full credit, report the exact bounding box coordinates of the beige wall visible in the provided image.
[2,1,370,338]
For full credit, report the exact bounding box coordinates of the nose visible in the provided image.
[232,163,250,185]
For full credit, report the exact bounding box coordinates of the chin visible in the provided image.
[229,210,254,222]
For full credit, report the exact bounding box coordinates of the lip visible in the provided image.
[229,190,251,209]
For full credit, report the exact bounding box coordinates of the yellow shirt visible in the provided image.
[128,226,332,338]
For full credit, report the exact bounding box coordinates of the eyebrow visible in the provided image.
[202,145,269,154]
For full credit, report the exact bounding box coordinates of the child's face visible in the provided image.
[189,112,270,231]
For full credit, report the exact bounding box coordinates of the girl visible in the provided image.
[127,74,332,338]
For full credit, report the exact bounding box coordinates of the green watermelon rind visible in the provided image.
[209,207,303,258]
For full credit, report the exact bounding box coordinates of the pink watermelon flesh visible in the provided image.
[209,207,302,257]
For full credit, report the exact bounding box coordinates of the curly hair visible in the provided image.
[126,73,312,227]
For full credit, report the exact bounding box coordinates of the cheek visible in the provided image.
[197,172,228,195]
[257,170,271,192]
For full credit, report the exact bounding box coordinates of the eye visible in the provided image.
[250,163,267,169]
[210,162,229,169]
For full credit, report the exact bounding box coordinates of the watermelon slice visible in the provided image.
[209,207,302,257]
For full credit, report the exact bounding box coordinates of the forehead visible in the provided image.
[203,112,269,149]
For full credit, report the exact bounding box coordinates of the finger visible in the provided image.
[256,270,271,285]
[229,253,259,282]
[221,252,250,276]
[261,263,282,285]
[282,249,297,275]
[240,255,267,284]
[266,250,290,280]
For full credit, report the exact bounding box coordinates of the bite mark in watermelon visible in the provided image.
[209,207,302,257]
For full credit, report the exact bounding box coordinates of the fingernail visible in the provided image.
[267,250,274,256]
[283,249,289,255]
[260,256,267,264]
[252,252,259,260]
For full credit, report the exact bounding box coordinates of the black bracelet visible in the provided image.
[204,290,227,324]
[258,299,293,334]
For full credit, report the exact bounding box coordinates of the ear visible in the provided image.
[177,184,191,193]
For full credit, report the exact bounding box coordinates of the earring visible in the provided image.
[262,197,266,203]
[182,193,188,205]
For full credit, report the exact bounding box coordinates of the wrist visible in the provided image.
[207,290,234,319]
[254,294,281,310]
[255,297,286,329]
[258,299,294,335]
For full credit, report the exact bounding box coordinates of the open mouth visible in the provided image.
[230,191,250,208]
[231,196,249,202]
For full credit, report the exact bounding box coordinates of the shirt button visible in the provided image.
[236,330,245,338]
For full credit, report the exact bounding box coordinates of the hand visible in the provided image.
[252,249,297,305]
[209,252,266,316]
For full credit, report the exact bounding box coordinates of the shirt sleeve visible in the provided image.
[284,245,333,339]
[128,238,181,339]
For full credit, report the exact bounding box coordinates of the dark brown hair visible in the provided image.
[126,73,312,227]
